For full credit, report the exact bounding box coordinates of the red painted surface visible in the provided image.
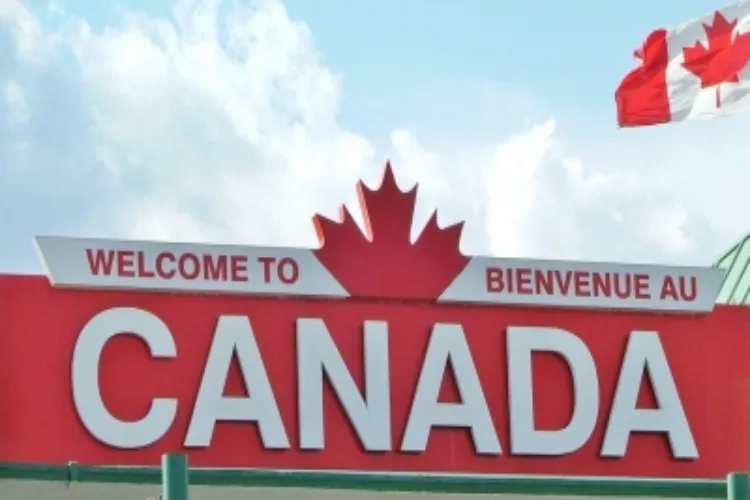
[1,274,750,478]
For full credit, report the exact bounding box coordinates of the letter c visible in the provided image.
[72,307,177,449]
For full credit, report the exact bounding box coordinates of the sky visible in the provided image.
[1,0,749,273]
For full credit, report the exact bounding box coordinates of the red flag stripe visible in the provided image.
[615,29,671,127]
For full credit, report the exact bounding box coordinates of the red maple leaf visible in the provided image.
[682,11,750,108]
[312,162,469,301]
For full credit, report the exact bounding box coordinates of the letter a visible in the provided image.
[185,316,289,449]
[401,324,500,455]
[602,331,697,459]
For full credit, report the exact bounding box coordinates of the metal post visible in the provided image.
[162,453,189,500]
[728,472,750,500]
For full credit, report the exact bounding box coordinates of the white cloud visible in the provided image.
[483,118,556,258]
[3,81,28,125]
[0,0,745,273]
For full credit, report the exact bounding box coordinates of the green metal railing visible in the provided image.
[0,454,748,499]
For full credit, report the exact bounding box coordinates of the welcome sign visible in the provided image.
[0,163,745,479]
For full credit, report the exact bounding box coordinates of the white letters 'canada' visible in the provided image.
[72,307,178,449]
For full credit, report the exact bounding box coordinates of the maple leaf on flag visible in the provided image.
[682,11,750,108]
[312,162,469,301]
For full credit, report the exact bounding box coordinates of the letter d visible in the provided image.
[506,326,599,455]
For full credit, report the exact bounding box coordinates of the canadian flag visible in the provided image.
[616,1,750,127]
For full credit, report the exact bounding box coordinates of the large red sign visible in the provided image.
[0,163,743,479]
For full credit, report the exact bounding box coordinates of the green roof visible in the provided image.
[714,233,750,304]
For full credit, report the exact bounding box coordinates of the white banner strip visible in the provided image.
[35,236,348,298]
[35,236,724,313]
[439,256,724,313]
